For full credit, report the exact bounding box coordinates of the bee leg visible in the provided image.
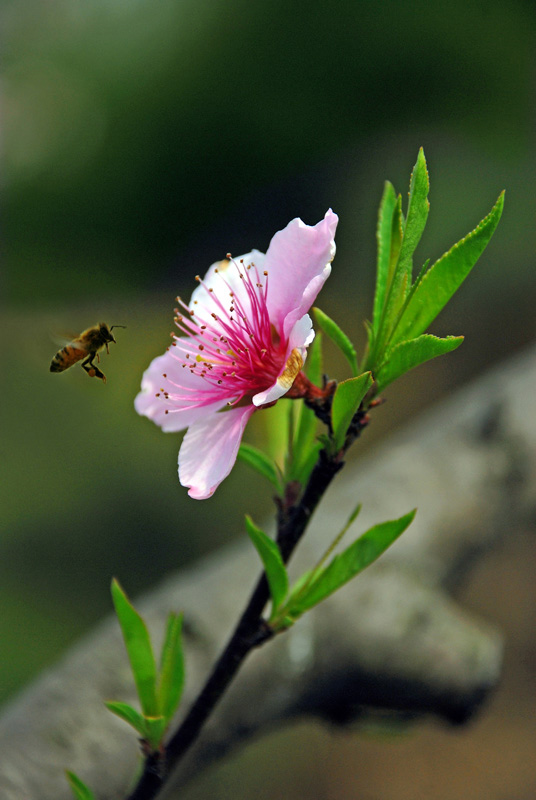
[82,357,107,383]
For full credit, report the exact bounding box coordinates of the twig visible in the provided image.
[125,400,371,800]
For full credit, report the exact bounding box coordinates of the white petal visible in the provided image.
[188,250,266,327]
[178,405,256,499]
[252,381,290,407]
[288,313,315,352]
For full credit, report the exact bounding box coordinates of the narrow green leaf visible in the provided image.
[157,612,185,724]
[392,191,505,344]
[289,333,323,483]
[331,372,373,450]
[104,701,167,749]
[65,771,96,800]
[372,181,398,335]
[397,148,430,287]
[291,510,416,613]
[284,398,297,478]
[289,403,318,484]
[262,397,291,464]
[237,443,284,494]
[375,334,464,393]
[346,501,363,528]
[374,194,408,353]
[362,319,374,373]
[313,307,358,376]
[245,516,288,617]
[396,257,430,319]
[305,329,323,385]
[105,700,150,737]
[111,579,158,717]
[389,193,404,279]
[285,568,317,608]
[290,439,322,486]
[283,500,363,619]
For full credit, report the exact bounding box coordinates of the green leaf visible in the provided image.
[346,500,363,528]
[392,191,505,344]
[245,516,288,617]
[331,372,373,450]
[290,439,322,486]
[397,148,430,287]
[375,334,464,393]
[389,194,405,281]
[281,500,363,623]
[111,579,158,717]
[284,501,362,607]
[237,443,284,495]
[105,700,150,737]
[305,329,323,385]
[290,510,416,613]
[289,333,323,484]
[285,568,317,608]
[157,612,185,724]
[104,701,167,749]
[372,181,398,336]
[289,404,319,484]
[262,397,291,465]
[375,194,408,351]
[313,307,358,376]
[65,771,96,800]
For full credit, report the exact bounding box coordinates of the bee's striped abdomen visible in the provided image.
[50,344,87,373]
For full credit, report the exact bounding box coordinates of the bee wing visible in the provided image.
[50,330,90,373]
[51,332,88,350]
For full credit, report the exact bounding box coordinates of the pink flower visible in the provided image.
[135,210,338,499]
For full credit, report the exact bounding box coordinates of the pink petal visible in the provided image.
[252,314,314,406]
[264,210,338,339]
[135,349,227,432]
[178,405,256,499]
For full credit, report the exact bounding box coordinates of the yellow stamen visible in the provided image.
[277,348,304,391]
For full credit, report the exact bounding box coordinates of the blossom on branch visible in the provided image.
[135,210,338,499]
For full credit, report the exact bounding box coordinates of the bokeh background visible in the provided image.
[2,0,536,797]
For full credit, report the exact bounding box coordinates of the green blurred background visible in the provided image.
[2,0,536,797]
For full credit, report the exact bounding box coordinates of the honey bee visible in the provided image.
[50,323,125,383]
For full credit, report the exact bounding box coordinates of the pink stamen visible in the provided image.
[163,259,285,406]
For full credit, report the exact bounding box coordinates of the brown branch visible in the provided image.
[127,381,370,798]
[127,439,346,799]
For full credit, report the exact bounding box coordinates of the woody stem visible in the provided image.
[125,450,344,800]
[126,393,372,800]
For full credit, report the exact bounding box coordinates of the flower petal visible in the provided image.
[253,347,304,406]
[135,348,228,432]
[178,405,256,499]
[264,210,338,339]
[189,250,266,328]
[252,314,313,406]
[287,313,315,353]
